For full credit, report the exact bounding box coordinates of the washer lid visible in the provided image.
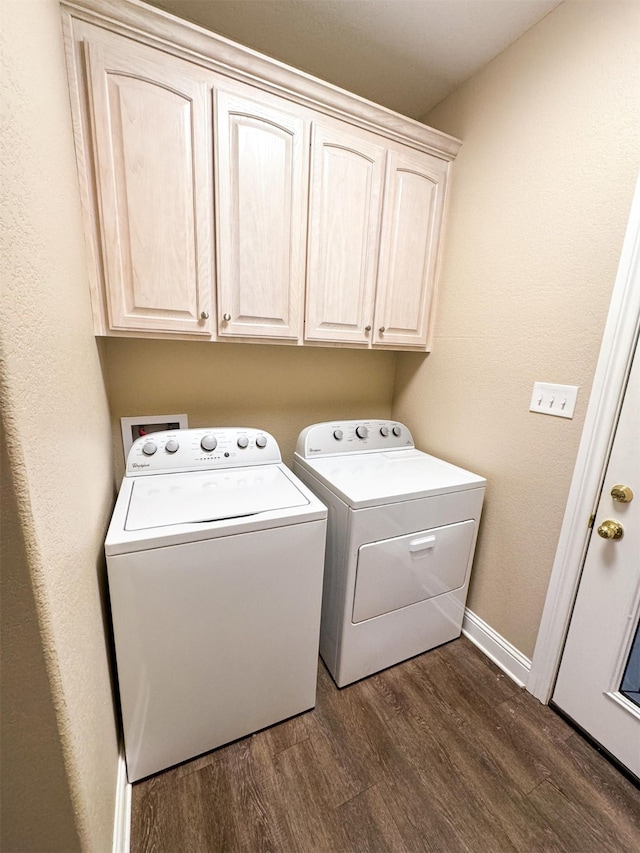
[125,465,309,531]
[298,449,485,508]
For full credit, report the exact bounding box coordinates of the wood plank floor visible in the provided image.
[131,638,640,852]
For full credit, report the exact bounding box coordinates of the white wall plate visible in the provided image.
[530,383,579,419]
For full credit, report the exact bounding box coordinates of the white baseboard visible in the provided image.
[462,609,532,689]
[113,748,131,853]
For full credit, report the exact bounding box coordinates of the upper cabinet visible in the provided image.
[305,125,448,349]
[215,84,309,341]
[62,0,461,350]
[305,122,386,345]
[83,35,214,336]
[374,148,448,348]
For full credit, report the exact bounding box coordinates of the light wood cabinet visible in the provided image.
[84,36,213,335]
[305,126,448,349]
[374,148,448,348]
[305,122,386,345]
[63,0,460,350]
[215,85,310,341]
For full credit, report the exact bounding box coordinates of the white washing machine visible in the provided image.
[293,420,485,687]
[105,427,327,782]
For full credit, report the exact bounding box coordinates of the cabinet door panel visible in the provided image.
[305,124,385,343]
[215,87,308,340]
[374,150,448,348]
[86,39,213,335]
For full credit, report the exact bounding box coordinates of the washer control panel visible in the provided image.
[126,428,280,476]
[296,420,414,458]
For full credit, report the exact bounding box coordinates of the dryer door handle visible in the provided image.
[409,535,436,553]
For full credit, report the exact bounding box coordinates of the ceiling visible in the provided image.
[148,0,562,119]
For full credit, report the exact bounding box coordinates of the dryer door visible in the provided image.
[352,520,476,623]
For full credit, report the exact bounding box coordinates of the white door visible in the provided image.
[552,335,640,778]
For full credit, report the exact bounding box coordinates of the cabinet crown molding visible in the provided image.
[61,0,461,160]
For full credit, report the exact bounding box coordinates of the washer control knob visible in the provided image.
[255,435,267,448]
[355,425,368,440]
[392,425,402,437]
[165,439,179,454]
[237,436,249,449]
[200,435,217,452]
[333,429,343,441]
[380,426,389,437]
[142,441,157,456]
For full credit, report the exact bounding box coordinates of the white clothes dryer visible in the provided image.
[293,420,485,687]
[105,427,327,782]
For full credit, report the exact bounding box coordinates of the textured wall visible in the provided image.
[104,339,396,480]
[392,0,640,658]
[0,438,81,852]
[0,0,119,849]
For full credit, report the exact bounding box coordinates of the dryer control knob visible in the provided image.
[333,429,343,441]
[237,436,249,449]
[380,426,389,437]
[165,439,179,454]
[355,425,368,440]
[392,425,402,437]
[200,435,217,452]
[255,435,267,448]
[142,441,157,456]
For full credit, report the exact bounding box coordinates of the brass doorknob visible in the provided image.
[611,485,634,503]
[597,520,624,540]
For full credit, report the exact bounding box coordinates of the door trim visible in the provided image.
[528,171,640,703]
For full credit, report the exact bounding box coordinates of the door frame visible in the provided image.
[528,171,640,704]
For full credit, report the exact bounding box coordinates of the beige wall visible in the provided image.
[393,0,640,658]
[0,1,119,850]
[1,438,82,852]
[104,339,396,480]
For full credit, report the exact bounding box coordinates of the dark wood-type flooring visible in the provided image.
[131,638,640,852]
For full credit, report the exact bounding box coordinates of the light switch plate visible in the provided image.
[530,383,578,419]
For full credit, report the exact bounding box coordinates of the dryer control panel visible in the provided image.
[126,428,280,476]
[295,420,414,458]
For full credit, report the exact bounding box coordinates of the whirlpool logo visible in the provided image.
[132,462,150,469]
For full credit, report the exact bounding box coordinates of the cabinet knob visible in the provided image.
[223,313,231,322]
[379,326,386,334]
[364,325,372,333]
[200,311,209,320]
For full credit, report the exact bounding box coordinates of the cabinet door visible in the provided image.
[215,86,309,340]
[305,123,386,344]
[374,149,448,349]
[85,39,213,335]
